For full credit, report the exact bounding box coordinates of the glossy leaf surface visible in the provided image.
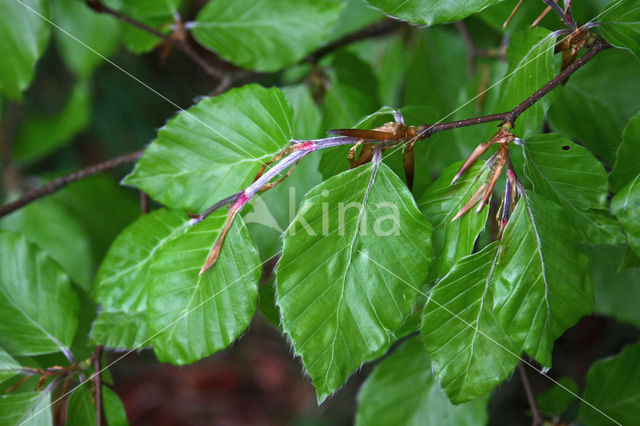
[124,84,293,212]
[0,347,19,384]
[422,243,519,403]
[611,172,640,257]
[192,0,344,71]
[0,391,52,425]
[579,341,640,425]
[277,163,432,401]
[498,28,556,137]
[418,161,489,279]
[610,110,640,192]
[0,0,50,99]
[492,192,593,367]
[0,232,79,356]
[365,0,504,25]
[522,133,623,244]
[0,198,93,289]
[94,209,190,313]
[547,50,640,165]
[356,338,488,426]
[51,0,119,77]
[148,211,260,364]
[598,0,640,58]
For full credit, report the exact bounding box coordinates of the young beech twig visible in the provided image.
[197,136,361,274]
[195,36,612,274]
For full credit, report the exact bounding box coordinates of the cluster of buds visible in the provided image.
[329,110,425,190]
[450,125,523,238]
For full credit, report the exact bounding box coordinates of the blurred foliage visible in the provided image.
[0,0,639,425]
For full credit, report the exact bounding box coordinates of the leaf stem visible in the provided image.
[92,345,105,426]
[0,150,143,218]
[541,0,576,31]
[518,362,543,426]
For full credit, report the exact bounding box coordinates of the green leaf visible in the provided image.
[192,0,344,72]
[94,209,190,313]
[498,28,556,138]
[584,244,640,328]
[610,110,640,192]
[611,173,640,257]
[90,311,149,350]
[492,192,593,367]
[536,377,578,417]
[0,0,50,100]
[522,133,624,244]
[124,84,293,212]
[356,338,488,426]
[365,0,504,25]
[418,161,489,279]
[548,50,640,166]
[69,284,98,361]
[402,27,468,116]
[67,385,129,426]
[328,0,384,44]
[14,81,91,165]
[148,211,260,365]
[114,0,182,54]
[0,347,20,384]
[597,0,640,58]
[0,391,52,425]
[51,0,119,77]
[0,198,93,289]
[277,163,433,401]
[282,85,322,139]
[50,176,140,263]
[422,243,519,404]
[622,244,640,269]
[0,232,79,356]
[578,341,640,425]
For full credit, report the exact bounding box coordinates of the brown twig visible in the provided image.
[85,0,221,80]
[92,345,105,426]
[303,19,406,64]
[140,192,150,214]
[0,150,143,218]
[518,362,543,426]
[419,38,611,137]
[455,21,479,76]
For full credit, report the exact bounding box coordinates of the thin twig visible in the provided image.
[85,0,221,80]
[92,346,105,426]
[455,21,478,76]
[518,362,543,426]
[0,150,143,218]
[303,19,406,64]
[140,192,150,214]
[419,39,611,138]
